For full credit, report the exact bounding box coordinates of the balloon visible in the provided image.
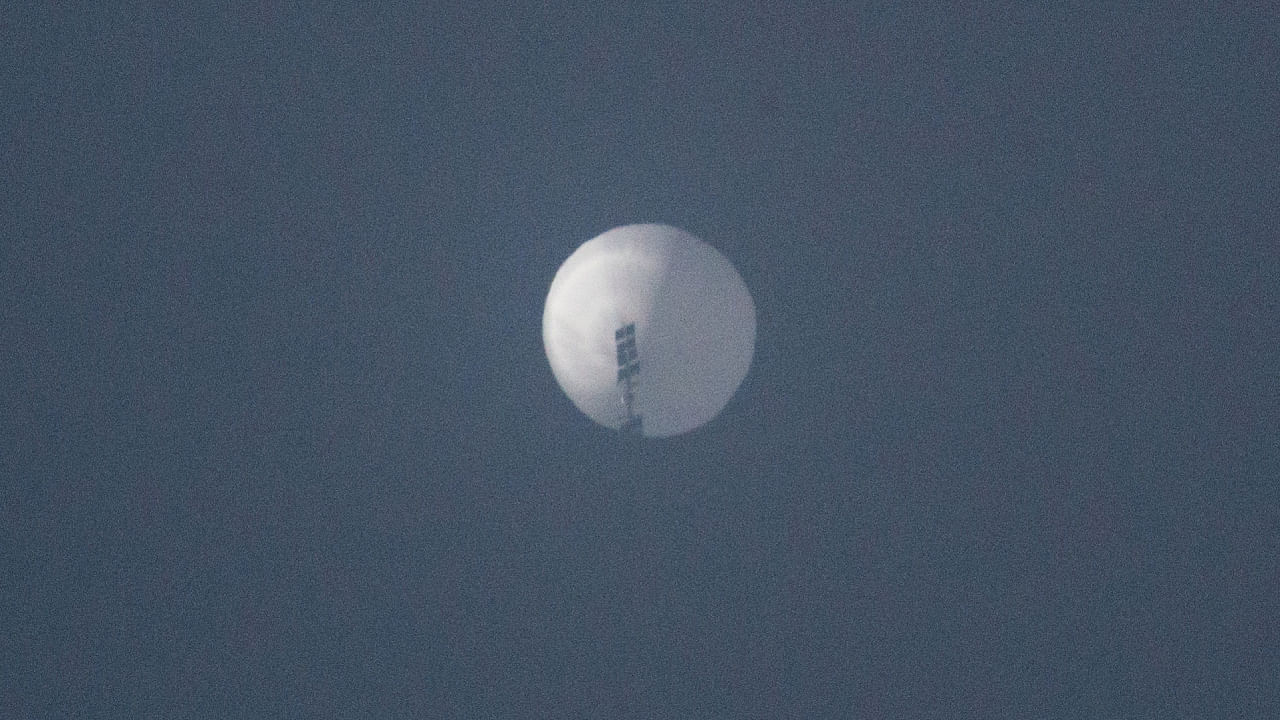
[542,224,756,437]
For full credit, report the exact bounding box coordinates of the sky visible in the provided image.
[3,3,1278,718]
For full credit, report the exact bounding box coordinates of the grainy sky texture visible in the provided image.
[4,3,1278,718]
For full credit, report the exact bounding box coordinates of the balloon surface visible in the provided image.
[542,224,756,437]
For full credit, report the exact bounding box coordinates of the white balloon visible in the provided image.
[542,224,756,437]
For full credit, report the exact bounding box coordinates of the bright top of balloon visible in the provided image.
[542,224,756,437]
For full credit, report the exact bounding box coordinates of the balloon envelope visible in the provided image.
[542,224,756,437]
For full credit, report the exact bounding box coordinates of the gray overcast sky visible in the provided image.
[3,3,1278,718]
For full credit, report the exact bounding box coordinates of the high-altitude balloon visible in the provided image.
[542,224,756,437]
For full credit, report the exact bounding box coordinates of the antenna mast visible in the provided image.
[615,323,643,436]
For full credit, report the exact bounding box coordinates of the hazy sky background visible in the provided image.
[4,3,1278,717]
